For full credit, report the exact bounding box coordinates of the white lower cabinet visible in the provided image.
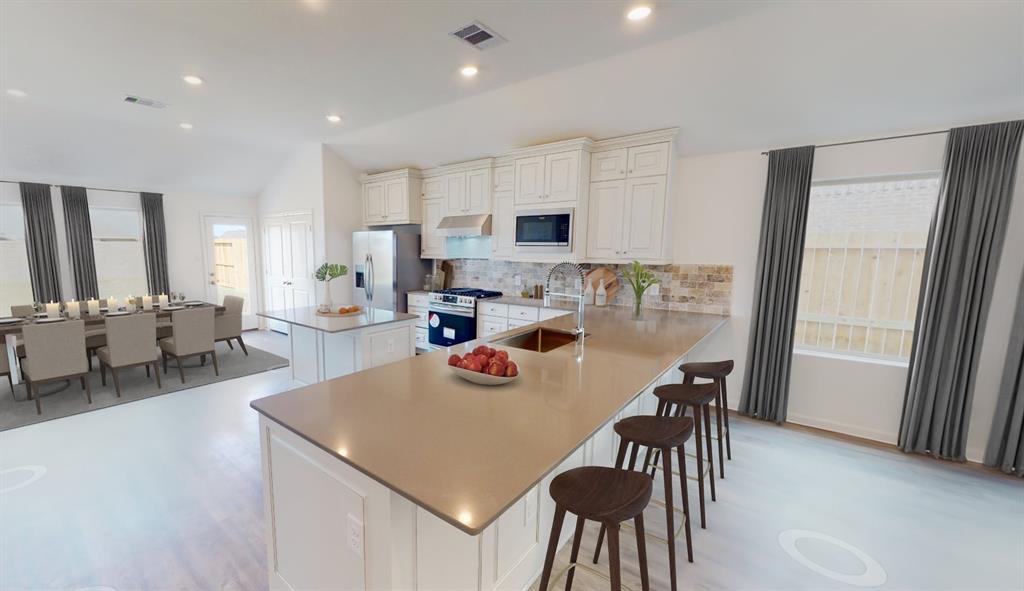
[480,317,509,337]
[507,318,534,329]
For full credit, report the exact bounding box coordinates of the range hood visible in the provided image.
[436,214,492,237]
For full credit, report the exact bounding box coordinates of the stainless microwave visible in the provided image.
[515,208,573,248]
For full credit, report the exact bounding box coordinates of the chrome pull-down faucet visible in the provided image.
[544,261,586,342]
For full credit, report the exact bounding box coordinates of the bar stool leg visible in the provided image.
[714,385,725,478]
[564,516,586,591]
[594,439,630,564]
[677,444,693,562]
[606,522,622,591]
[691,402,707,528]
[703,403,717,501]
[721,378,732,460]
[538,506,566,591]
[662,446,678,591]
[634,513,650,591]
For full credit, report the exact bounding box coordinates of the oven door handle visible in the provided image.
[429,304,475,318]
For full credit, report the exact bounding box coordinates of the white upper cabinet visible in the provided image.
[422,177,445,201]
[494,165,514,192]
[586,180,626,260]
[444,172,466,214]
[361,169,422,226]
[491,190,516,258]
[622,176,667,260]
[590,149,627,182]
[626,143,670,178]
[544,151,581,203]
[420,198,446,258]
[514,156,545,205]
[465,168,491,215]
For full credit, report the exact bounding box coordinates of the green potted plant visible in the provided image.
[314,262,349,312]
[623,260,660,318]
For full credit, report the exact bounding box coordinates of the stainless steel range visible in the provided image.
[427,288,502,348]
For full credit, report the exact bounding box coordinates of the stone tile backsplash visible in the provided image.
[447,260,732,315]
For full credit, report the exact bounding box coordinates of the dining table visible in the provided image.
[0,302,226,385]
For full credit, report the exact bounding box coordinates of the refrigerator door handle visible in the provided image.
[365,254,374,303]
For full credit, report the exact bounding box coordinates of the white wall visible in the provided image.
[321,146,364,304]
[672,131,1024,462]
[258,143,327,263]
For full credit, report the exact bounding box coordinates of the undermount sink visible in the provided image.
[493,327,584,353]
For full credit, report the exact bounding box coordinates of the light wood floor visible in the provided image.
[1,331,1021,590]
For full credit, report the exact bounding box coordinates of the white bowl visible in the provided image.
[449,365,519,386]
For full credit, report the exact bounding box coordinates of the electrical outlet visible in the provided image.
[347,514,364,557]
[514,274,522,287]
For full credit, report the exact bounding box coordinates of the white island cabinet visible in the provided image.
[258,306,418,384]
[251,307,727,591]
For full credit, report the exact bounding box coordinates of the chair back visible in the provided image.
[171,307,215,356]
[105,314,157,367]
[11,305,35,318]
[215,296,244,340]
[22,320,87,381]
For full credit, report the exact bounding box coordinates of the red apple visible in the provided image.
[448,354,462,367]
[487,363,506,376]
[473,345,489,356]
[494,350,509,363]
[457,359,471,370]
[466,360,482,372]
[505,361,519,377]
[485,347,496,357]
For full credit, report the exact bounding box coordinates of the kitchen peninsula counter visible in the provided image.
[251,306,726,590]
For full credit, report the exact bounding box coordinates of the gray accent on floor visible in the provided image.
[0,342,287,432]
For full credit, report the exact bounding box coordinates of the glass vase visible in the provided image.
[632,294,644,318]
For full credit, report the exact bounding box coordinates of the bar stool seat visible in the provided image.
[614,415,693,450]
[654,382,717,406]
[678,360,734,380]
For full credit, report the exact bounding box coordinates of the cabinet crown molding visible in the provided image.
[421,157,495,178]
[591,128,680,152]
[505,137,595,159]
[361,168,423,182]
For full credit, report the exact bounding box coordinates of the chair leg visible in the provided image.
[704,404,717,501]
[715,386,725,478]
[111,367,122,398]
[237,335,248,356]
[33,383,41,415]
[200,354,206,366]
[721,378,732,460]
[564,516,586,591]
[662,446,678,591]
[176,356,186,384]
[83,375,92,404]
[80,376,86,390]
[100,363,107,386]
[87,352,92,371]
[6,373,13,401]
[163,352,168,374]
[538,506,566,591]
[211,351,220,376]
[634,513,650,591]
[226,339,234,350]
[607,522,622,591]
[693,404,707,528]
[146,364,151,378]
[677,444,693,562]
[153,361,162,389]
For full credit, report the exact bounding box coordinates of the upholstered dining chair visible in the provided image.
[0,336,14,399]
[21,320,91,415]
[160,307,216,383]
[215,296,247,355]
[98,314,161,397]
[11,304,35,318]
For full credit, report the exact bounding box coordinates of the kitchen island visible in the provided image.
[251,306,727,591]
[257,306,418,384]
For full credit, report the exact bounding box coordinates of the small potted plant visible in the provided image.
[314,262,348,312]
[623,260,660,318]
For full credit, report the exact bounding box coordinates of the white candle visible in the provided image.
[158,294,168,307]
[65,300,80,319]
[45,302,60,318]
[142,295,153,310]
[126,295,135,312]
[87,299,100,316]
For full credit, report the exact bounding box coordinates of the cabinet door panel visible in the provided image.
[494,165,515,192]
[623,176,667,260]
[422,177,445,201]
[363,182,385,223]
[585,180,626,260]
[544,151,580,203]
[384,179,407,220]
[590,149,627,182]
[627,143,670,178]
[492,191,516,257]
[444,172,466,214]
[465,168,491,215]
[420,199,445,258]
[514,156,545,205]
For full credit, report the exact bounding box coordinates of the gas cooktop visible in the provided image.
[431,288,503,298]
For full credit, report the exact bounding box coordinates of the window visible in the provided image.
[89,206,149,298]
[0,185,35,314]
[794,175,941,361]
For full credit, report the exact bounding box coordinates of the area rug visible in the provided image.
[0,344,288,431]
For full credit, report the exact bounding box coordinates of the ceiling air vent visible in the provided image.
[450,21,506,50]
[123,94,168,109]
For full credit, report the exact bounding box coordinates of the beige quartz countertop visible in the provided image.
[257,306,417,333]
[251,306,727,535]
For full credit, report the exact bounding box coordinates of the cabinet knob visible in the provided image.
[629,169,634,173]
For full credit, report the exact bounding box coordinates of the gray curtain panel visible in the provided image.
[60,186,99,299]
[19,182,63,303]
[985,270,1024,475]
[740,145,815,423]
[140,192,170,295]
[899,120,1024,461]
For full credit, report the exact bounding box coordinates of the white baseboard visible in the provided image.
[786,412,898,446]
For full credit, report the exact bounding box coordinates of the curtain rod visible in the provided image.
[760,129,950,155]
[0,180,145,195]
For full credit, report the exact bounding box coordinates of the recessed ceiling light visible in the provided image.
[179,122,193,130]
[326,114,342,123]
[6,89,27,97]
[627,6,652,21]
[460,65,479,78]
[182,75,204,86]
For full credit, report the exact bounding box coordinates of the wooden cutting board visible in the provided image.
[584,267,620,300]
[440,260,454,289]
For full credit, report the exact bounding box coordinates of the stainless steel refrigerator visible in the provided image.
[352,230,431,313]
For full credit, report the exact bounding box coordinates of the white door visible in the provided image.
[444,172,466,214]
[202,215,259,330]
[544,151,580,203]
[492,191,516,257]
[586,180,626,260]
[514,156,545,205]
[465,168,491,215]
[590,149,628,182]
[421,199,446,258]
[622,176,667,261]
[384,179,407,221]
[262,213,315,334]
[363,182,385,223]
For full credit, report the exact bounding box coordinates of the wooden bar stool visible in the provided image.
[679,360,735,476]
[539,466,653,591]
[647,382,718,529]
[593,415,694,591]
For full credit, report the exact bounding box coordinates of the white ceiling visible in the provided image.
[1,1,1022,197]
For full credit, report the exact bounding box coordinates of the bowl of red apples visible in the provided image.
[447,345,520,386]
